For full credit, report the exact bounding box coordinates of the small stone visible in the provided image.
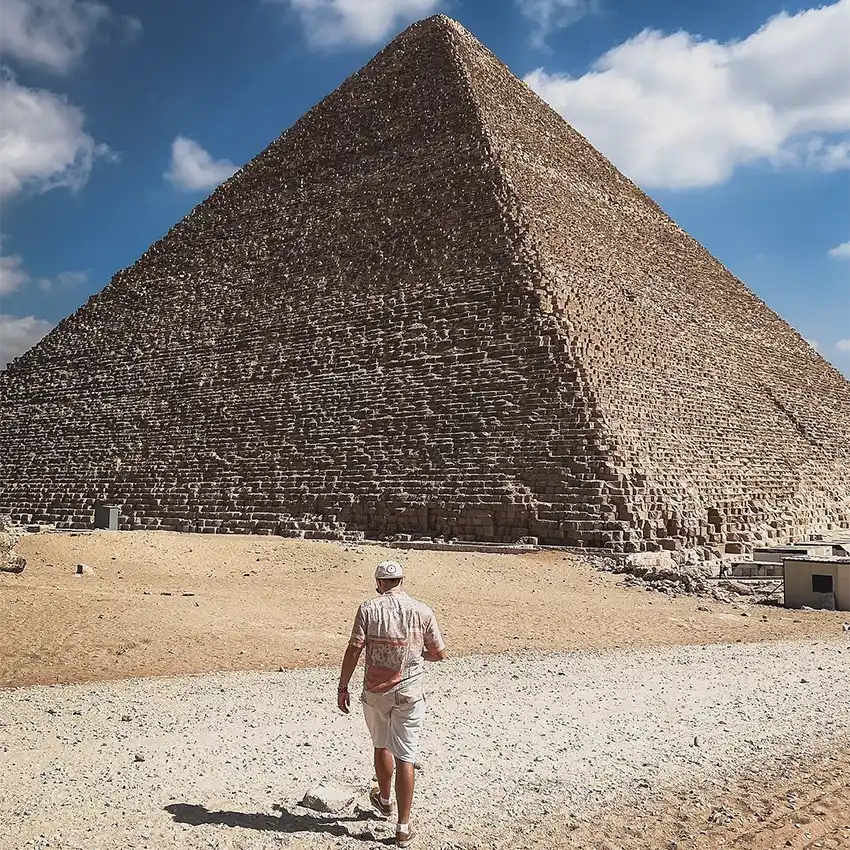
[300,784,357,814]
[0,550,25,573]
[121,715,131,722]
[75,563,95,576]
[693,736,700,747]
[134,753,145,762]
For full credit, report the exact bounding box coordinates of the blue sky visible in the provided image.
[1,0,848,374]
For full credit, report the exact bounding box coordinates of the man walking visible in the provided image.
[337,560,446,847]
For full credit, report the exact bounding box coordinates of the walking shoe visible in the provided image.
[395,825,415,847]
[368,787,392,818]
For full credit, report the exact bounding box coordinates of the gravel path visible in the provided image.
[1,639,847,850]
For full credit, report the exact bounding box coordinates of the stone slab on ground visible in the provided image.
[300,785,358,814]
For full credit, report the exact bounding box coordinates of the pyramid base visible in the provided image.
[6,499,846,563]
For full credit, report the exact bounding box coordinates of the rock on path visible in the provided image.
[0,640,848,850]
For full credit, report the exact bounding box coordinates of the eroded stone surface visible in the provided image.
[0,16,848,555]
[0,517,26,573]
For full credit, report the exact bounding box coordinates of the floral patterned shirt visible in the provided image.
[349,588,444,697]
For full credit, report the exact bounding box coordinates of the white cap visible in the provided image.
[374,560,405,580]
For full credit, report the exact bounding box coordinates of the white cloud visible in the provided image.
[0,0,141,74]
[828,241,850,260]
[0,72,113,199]
[165,136,237,192]
[0,247,30,294]
[275,0,443,49]
[524,0,850,189]
[0,313,53,368]
[837,338,850,352]
[517,0,596,48]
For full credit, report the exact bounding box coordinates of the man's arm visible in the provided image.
[337,643,362,714]
[338,605,366,714]
[423,611,446,662]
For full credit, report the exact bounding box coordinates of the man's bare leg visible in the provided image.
[374,747,394,802]
[395,759,415,825]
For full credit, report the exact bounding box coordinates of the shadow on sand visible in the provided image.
[164,803,390,843]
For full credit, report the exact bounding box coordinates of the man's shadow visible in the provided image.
[165,803,390,843]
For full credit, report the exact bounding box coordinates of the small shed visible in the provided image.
[783,558,850,611]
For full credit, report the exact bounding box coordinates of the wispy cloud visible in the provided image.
[165,136,237,192]
[38,269,88,292]
[0,241,89,296]
[272,0,443,50]
[0,246,30,295]
[828,240,850,260]
[525,0,850,189]
[517,0,596,48]
[0,313,54,368]
[0,0,141,75]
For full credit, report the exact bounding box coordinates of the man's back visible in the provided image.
[350,588,443,696]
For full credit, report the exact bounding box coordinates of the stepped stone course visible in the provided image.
[1,16,849,555]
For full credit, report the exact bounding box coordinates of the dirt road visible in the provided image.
[1,639,848,849]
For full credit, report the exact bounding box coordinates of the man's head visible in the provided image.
[374,560,404,593]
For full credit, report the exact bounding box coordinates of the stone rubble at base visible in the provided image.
[0,514,26,573]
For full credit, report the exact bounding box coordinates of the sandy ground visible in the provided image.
[546,745,850,850]
[1,640,848,850]
[2,531,847,688]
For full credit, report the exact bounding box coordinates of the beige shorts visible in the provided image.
[361,690,426,764]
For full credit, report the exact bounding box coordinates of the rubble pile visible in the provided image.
[588,553,783,604]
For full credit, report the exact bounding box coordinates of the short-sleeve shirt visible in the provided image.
[349,588,444,698]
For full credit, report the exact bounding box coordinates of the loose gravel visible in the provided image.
[1,639,847,850]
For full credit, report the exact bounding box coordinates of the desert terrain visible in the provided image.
[1,531,848,849]
[2,531,846,688]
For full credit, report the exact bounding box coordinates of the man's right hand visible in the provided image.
[337,688,351,714]
[423,647,447,662]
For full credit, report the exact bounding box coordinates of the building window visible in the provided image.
[811,574,833,593]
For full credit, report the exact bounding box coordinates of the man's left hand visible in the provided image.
[337,688,350,714]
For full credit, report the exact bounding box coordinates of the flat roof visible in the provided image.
[783,556,850,565]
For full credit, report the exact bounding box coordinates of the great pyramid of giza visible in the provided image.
[2,15,849,555]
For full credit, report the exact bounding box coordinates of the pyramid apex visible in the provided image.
[423,13,462,25]
[410,13,471,36]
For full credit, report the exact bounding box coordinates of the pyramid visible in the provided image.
[2,16,849,556]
